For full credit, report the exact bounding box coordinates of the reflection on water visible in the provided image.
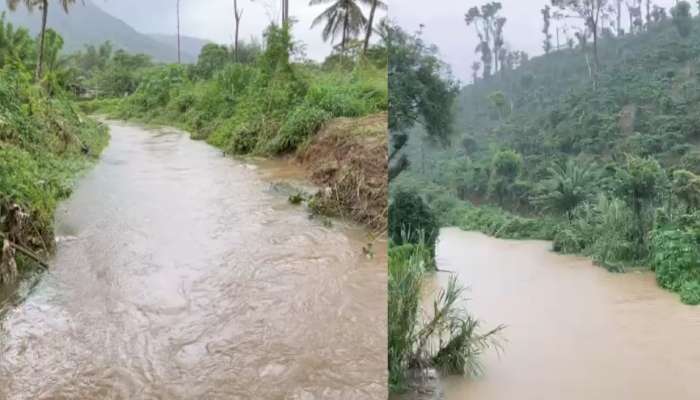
[0,122,387,400]
[430,228,700,400]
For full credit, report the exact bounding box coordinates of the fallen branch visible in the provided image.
[0,232,49,269]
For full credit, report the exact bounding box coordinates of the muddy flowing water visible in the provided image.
[0,121,387,400]
[428,228,700,400]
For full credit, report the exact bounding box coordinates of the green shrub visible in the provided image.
[651,228,699,291]
[388,190,440,261]
[267,105,330,153]
[680,280,700,305]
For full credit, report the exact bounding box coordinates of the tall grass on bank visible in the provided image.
[1,67,108,274]
[85,24,387,157]
[388,236,503,392]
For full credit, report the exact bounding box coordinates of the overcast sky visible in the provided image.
[391,0,691,82]
[95,0,385,61]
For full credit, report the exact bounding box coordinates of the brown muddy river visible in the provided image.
[429,228,700,400]
[0,121,387,399]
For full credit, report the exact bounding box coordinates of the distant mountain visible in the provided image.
[148,34,212,61]
[0,0,208,63]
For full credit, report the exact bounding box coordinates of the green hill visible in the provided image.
[0,0,206,62]
[394,12,700,304]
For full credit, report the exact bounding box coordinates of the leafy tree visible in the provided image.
[533,160,595,222]
[196,43,230,79]
[465,2,503,78]
[650,5,667,23]
[388,24,458,181]
[615,155,665,255]
[551,0,610,83]
[388,190,439,259]
[488,149,522,206]
[6,0,82,80]
[310,0,368,54]
[672,169,700,212]
[92,50,152,97]
[671,1,692,38]
[471,61,481,83]
[626,0,643,34]
[542,5,553,54]
[487,90,510,119]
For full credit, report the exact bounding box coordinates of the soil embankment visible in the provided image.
[298,112,388,232]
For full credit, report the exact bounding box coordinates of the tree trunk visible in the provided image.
[281,0,288,25]
[177,0,181,64]
[363,0,378,54]
[234,0,241,62]
[341,8,349,54]
[617,0,622,35]
[35,0,48,81]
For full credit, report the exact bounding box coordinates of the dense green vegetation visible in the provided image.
[387,238,502,391]
[392,1,700,305]
[85,23,387,158]
[386,21,501,393]
[0,14,108,276]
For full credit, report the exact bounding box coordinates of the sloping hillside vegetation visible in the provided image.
[0,17,108,281]
[394,6,700,304]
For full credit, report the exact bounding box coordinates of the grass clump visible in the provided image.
[388,238,502,392]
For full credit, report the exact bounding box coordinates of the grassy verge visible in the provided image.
[1,68,108,279]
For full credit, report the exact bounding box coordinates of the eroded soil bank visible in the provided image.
[422,228,700,400]
[0,121,387,399]
[297,112,388,232]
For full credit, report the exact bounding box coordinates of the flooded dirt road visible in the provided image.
[430,228,700,400]
[0,122,387,400]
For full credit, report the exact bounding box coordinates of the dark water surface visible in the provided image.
[0,122,387,400]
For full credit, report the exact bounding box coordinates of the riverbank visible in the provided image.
[0,70,109,286]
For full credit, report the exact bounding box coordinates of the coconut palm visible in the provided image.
[362,0,385,54]
[6,0,82,80]
[310,0,368,53]
[533,160,596,222]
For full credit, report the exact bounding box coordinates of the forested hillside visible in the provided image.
[391,0,700,312]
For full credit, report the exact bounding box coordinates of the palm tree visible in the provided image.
[310,0,368,54]
[362,0,385,54]
[6,0,81,80]
[533,160,596,222]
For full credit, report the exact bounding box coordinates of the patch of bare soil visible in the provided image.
[297,112,388,232]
